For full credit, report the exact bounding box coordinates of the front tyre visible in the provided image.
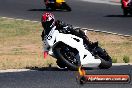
[123,8,128,16]
[53,44,79,71]
[99,55,112,69]
[56,60,66,68]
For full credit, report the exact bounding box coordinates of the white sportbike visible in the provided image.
[43,25,112,70]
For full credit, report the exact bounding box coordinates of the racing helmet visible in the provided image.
[41,12,55,30]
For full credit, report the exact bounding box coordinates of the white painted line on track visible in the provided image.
[0,69,32,73]
[1,17,7,19]
[32,21,40,23]
[24,20,31,22]
[80,27,132,37]
[112,63,132,66]
[0,16,40,23]
[82,0,121,5]
[87,29,95,31]
[15,19,23,21]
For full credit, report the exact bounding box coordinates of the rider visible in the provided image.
[121,0,132,8]
[44,0,55,9]
[128,0,132,5]
[41,12,92,59]
[56,0,65,3]
[45,0,55,3]
[45,0,65,4]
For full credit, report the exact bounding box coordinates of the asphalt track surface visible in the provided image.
[0,0,132,35]
[0,65,132,88]
[0,0,132,88]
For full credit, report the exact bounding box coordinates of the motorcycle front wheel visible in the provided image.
[53,44,79,71]
[123,8,129,16]
[56,60,66,68]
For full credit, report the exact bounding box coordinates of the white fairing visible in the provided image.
[44,26,101,68]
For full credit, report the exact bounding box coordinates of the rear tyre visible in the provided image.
[123,8,128,16]
[93,47,112,69]
[129,11,132,15]
[50,3,56,11]
[99,55,112,69]
[62,2,71,11]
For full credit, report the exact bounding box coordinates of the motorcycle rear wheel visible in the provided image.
[61,2,71,11]
[93,47,112,69]
[123,8,128,16]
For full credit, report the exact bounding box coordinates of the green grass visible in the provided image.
[112,57,117,63]
[123,55,130,63]
[0,19,30,37]
[0,17,132,70]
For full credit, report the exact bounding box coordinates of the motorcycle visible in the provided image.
[44,0,71,11]
[42,25,112,71]
[121,0,132,16]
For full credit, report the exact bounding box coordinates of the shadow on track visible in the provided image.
[26,64,132,72]
[104,14,132,17]
[25,65,94,71]
[28,9,71,12]
[26,66,69,71]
